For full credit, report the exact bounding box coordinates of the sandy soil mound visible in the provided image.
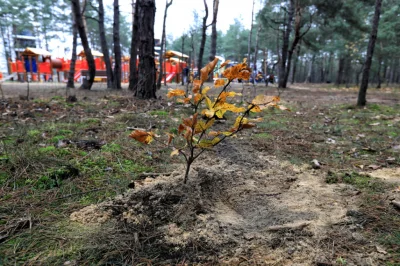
[70,142,385,265]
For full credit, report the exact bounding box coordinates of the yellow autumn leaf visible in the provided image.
[249,117,263,123]
[204,109,215,118]
[233,116,249,129]
[204,96,213,109]
[249,105,262,113]
[208,131,220,137]
[196,139,213,148]
[195,119,215,133]
[170,149,180,157]
[252,95,280,105]
[222,103,245,113]
[276,105,291,111]
[129,130,154,144]
[167,88,186,98]
[215,109,226,119]
[202,86,211,95]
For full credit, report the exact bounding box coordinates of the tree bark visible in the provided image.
[252,23,262,72]
[135,0,156,99]
[208,0,219,62]
[278,0,295,88]
[336,56,345,85]
[357,0,382,106]
[71,0,95,90]
[129,0,140,91]
[67,2,78,89]
[156,0,172,90]
[98,0,114,88]
[376,58,382,89]
[197,0,208,71]
[291,40,301,84]
[247,0,255,65]
[112,0,122,89]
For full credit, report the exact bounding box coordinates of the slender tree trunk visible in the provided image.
[197,0,208,71]
[357,0,382,106]
[304,55,314,83]
[209,0,219,62]
[336,56,345,85]
[71,0,95,90]
[252,23,262,71]
[67,4,78,89]
[135,0,156,99]
[98,0,114,88]
[278,0,295,88]
[156,0,172,90]
[112,0,122,89]
[247,0,255,65]
[376,58,382,89]
[129,0,139,91]
[263,48,267,75]
[291,40,301,84]
[181,35,186,85]
[283,0,307,87]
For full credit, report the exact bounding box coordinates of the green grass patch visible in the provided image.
[149,110,169,116]
[254,132,274,139]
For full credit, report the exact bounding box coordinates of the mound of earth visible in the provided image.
[70,142,387,265]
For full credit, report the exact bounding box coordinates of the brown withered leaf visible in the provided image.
[220,60,231,68]
[200,57,219,82]
[214,79,226,87]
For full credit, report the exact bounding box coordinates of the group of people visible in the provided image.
[180,66,276,86]
[251,70,275,86]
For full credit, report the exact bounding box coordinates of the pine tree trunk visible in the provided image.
[247,0,255,65]
[252,23,262,72]
[376,58,382,89]
[71,0,95,90]
[135,0,156,99]
[156,0,173,90]
[291,41,301,84]
[129,0,139,91]
[112,0,122,89]
[197,0,208,71]
[278,0,295,88]
[357,0,382,106]
[208,0,219,62]
[98,0,114,88]
[67,3,78,89]
[336,57,345,85]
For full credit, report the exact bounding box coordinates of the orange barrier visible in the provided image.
[16,61,25,73]
[38,62,51,74]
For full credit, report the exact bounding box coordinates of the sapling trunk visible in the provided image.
[184,159,192,184]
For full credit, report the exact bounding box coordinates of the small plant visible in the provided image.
[129,58,288,183]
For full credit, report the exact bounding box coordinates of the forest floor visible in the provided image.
[0,81,399,265]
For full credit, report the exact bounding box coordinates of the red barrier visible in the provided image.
[38,62,52,74]
[16,61,25,73]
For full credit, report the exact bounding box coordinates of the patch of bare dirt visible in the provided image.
[368,167,400,183]
[70,141,386,265]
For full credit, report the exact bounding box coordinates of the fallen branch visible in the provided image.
[391,200,400,210]
[267,221,311,232]
[137,172,173,179]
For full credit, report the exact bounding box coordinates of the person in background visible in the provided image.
[183,66,189,84]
